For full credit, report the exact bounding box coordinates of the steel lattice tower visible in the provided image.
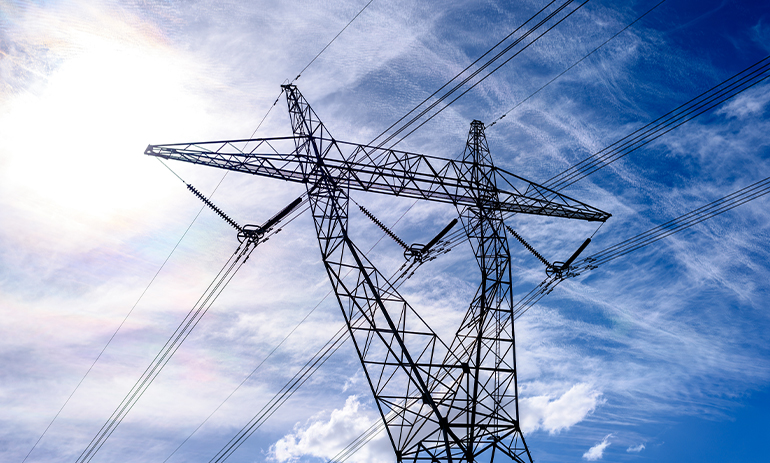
[145,85,610,462]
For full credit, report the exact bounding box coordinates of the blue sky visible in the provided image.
[1,0,769,462]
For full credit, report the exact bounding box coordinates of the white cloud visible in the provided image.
[269,395,390,463]
[626,443,646,453]
[583,434,613,461]
[519,383,603,434]
[717,85,770,119]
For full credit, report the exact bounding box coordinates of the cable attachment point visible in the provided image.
[239,196,305,244]
[358,204,409,251]
[187,184,241,231]
[546,238,592,279]
[405,218,458,262]
[506,224,592,279]
[238,225,264,244]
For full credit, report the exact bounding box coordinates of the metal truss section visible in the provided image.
[146,87,610,223]
[145,85,610,463]
[285,87,470,461]
[442,121,531,462]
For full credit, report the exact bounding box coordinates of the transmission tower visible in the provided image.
[145,85,610,462]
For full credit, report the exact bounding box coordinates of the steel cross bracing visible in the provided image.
[145,85,610,463]
[443,120,532,462]
[145,92,609,224]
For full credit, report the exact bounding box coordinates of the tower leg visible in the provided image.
[442,120,533,463]
[285,85,466,462]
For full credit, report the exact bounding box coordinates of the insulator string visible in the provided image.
[187,183,241,231]
[505,225,551,268]
[357,203,410,250]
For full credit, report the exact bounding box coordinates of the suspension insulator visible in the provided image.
[187,184,241,231]
[505,225,551,268]
[358,204,409,250]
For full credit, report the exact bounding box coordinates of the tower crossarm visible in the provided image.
[145,138,610,222]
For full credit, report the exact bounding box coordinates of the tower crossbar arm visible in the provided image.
[145,139,610,222]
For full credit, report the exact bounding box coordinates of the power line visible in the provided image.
[19,171,230,463]
[487,0,668,129]
[75,240,257,463]
[379,0,591,150]
[367,0,561,147]
[576,176,770,268]
[542,55,770,191]
[208,326,350,463]
[290,0,377,84]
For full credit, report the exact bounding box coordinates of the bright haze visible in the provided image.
[1,1,769,462]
